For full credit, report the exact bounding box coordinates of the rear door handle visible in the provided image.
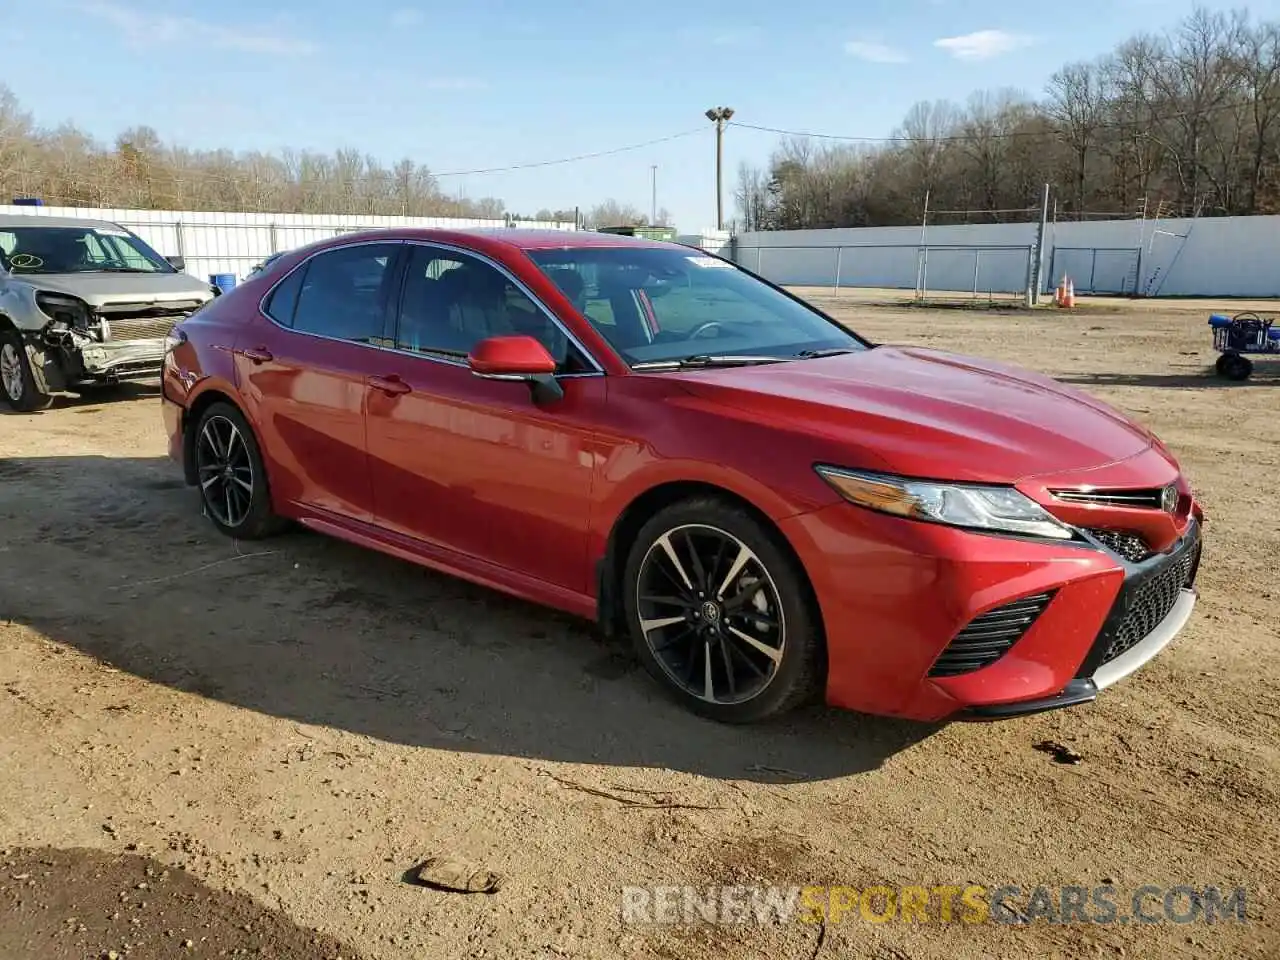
[236,346,273,364]
[368,374,411,396]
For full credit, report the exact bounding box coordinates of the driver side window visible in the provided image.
[395,245,592,374]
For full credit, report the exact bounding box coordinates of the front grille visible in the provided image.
[929,592,1055,677]
[1086,527,1152,563]
[105,316,183,341]
[1096,533,1201,665]
[1050,487,1165,509]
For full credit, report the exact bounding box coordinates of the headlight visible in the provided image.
[815,466,1075,540]
[35,291,91,327]
[164,327,187,355]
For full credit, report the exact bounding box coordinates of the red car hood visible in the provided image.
[670,345,1157,483]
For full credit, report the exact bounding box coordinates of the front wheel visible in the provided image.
[192,401,284,539]
[621,498,825,723]
[0,330,53,412]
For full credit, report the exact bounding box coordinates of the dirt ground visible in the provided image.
[1,295,1277,960]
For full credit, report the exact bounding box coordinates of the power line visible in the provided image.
[432,128,705,177]
[729,94,1280,145]
[3,127,709,197]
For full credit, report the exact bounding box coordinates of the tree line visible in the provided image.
[735,7,1280,231]
[0,83,662,227]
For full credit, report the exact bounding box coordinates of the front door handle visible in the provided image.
[368,374,411,396]
[236,346,273,364]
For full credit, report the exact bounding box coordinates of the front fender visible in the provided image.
[597,455,818,531]
[0,281,47,332]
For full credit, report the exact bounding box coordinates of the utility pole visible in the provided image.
[1031,182,1050,304]
[705,107,734,231]
[650,165,657,225]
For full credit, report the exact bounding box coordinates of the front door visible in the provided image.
[364,243,602,594]
[236,241,403,523]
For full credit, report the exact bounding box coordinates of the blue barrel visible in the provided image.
[210,273,237,294]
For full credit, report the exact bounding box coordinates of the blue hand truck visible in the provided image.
[1208,312,1280,381]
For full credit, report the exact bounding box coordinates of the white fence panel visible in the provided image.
[677,230,733,257]
[0,204,578,285]
[735,214,1280,298]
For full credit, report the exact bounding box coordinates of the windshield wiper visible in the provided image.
[631,354,794,371]
[92,266,158,273]
[794,347,859,359]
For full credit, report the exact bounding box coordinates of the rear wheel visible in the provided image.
[1216,352,1252,381]
[621,497,824,723]
[192,401,284,539]
[0,330,53,412]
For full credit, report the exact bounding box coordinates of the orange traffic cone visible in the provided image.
[1055,277,1066,307]
[1064,277,1076,308]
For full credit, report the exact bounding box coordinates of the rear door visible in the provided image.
[235,241,404,523]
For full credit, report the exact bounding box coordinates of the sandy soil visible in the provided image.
[1,846,363,958]
[1,298,1277,959]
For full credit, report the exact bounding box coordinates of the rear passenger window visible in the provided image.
[289,243,401,343]
[264,263,306,327]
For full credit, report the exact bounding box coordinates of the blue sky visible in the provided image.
[6,0,1279,230]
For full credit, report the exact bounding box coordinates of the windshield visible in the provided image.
[526,246,865,366]
[0,225,174,275]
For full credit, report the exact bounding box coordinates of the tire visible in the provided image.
[621,497,824,723]
[0,329,54,412]
[1217,352,1252,381]
[191,401,284,539]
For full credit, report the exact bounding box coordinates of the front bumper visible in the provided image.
[964,585,1197,718]
[778,502,1202,722]
[76,337,166,381]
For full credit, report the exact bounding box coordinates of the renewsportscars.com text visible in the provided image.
[620,884,1249,926]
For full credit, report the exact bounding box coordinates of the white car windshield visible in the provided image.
[0,225,174,275]
[527,245,866,366]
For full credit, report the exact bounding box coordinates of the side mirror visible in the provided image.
[166,255,186,271]
[467,335,563,404]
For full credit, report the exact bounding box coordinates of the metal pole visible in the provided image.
[1024,246,1034,307]
[705,107,734,232]
[1089,248,1098,294]
[651,165,657,225]
[972,250,980,297]
[1031,183,1049,304]
[921,192,931,300]
[1135,197,1148,293]
[833,247,843,296]
[715,119,725,231]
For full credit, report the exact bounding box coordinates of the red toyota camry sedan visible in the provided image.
[160,228,1203,724]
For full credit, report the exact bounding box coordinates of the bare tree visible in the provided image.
[1234,18,1280,211]
[0,82,626,221]
[585,199,646,228]
[730,9,1280,229]
[1047,63,1107,216]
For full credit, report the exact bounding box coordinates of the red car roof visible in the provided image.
[302,227,677,256]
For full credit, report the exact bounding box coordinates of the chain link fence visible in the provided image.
[732,243,1038,306]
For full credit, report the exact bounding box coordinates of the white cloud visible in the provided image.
[78,1,318,56]
[391,8,425,27]
[933,29,1035,61]
[844,38,909,64]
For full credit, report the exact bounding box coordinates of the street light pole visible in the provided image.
[705,106,734,231]
[651,164,657,226]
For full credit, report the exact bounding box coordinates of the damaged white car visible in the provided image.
[0,215,217,411]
